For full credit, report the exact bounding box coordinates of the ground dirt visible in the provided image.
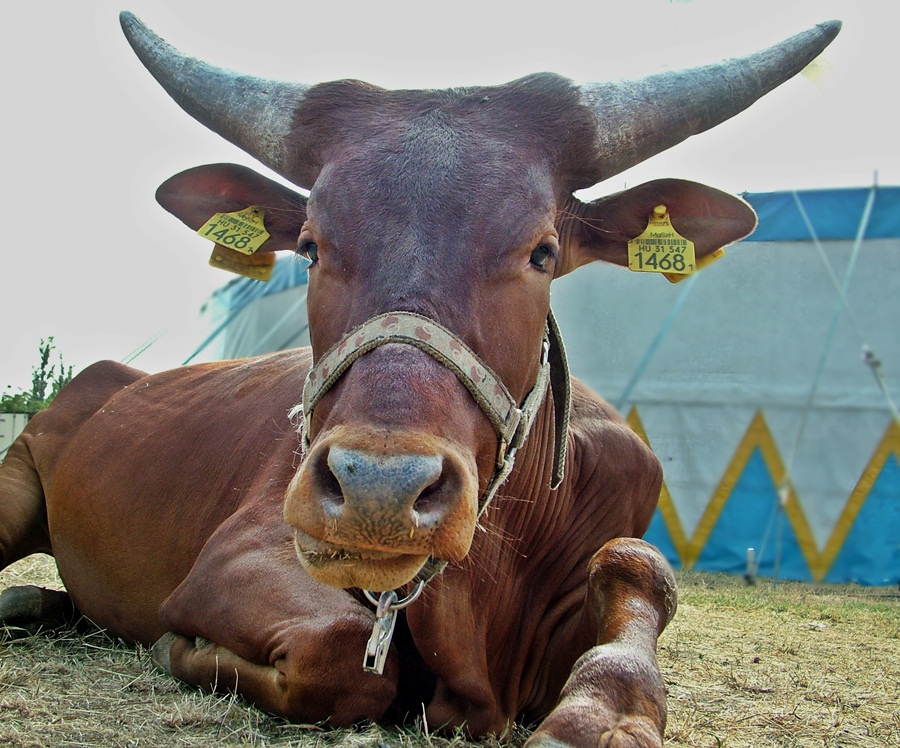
[1,556,898,747]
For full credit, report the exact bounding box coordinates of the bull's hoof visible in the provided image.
[151,633,215,676]
[0,585,76,634]
[525,736,570,748]
[0,585,44,621]
[151,631,179,675]
[597,719,664,748]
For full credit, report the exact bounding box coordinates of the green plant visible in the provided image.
[0,337,73,414]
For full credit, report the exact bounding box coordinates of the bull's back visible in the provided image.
[41,351,310,643]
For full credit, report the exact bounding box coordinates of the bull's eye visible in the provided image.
[529,244,554,270]
[298,240,319,263]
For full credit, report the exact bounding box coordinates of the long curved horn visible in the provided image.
[120,12,318,188]
[575,20,841,187]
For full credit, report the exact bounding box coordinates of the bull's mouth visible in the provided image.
[293,530,430,590]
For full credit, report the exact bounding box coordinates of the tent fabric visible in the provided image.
[553,235,899,585]
[203,255,309,314]
[195,257,310,361]
[743,185,900,241]
[198,186,900,586]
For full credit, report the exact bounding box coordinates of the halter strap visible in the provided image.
[547,309,570,490]
[303,312,530,450]
[298,309,571,584]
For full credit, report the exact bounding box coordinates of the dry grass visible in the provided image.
[661,572,900,747]
[2,556,898,747]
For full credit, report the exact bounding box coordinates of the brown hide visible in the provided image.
[2,351,661,734]
[41,355,309,643]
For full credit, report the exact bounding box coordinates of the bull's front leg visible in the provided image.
[528,538,677,748]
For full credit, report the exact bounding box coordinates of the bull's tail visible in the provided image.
[0,431,51,570]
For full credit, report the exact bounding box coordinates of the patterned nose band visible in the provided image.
[299,310,570,512]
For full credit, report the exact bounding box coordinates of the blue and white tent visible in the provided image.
[556,186,899,586]
[192,259,311,363]
[194,186,900,586]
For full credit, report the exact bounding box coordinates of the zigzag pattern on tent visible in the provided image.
[629,409,900,584]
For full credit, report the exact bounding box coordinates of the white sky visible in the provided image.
[0,0,895,392]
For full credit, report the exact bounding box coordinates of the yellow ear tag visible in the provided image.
[208,245,275,281]
[663,247,726,284]
[197,207,270,256]
[627,205,696,278]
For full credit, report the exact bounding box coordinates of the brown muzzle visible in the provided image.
[285,425,479,590]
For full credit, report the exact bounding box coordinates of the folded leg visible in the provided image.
[153,504,399,725]
[527,538,677,748]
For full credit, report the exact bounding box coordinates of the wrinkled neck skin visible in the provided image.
[405,389,604,736]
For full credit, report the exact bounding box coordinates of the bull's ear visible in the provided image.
[557,179,757,276]
[156,163,307,252]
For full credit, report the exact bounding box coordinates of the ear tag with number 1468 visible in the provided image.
[197,207,270,255]
[627,205,696,278]
[198,207,274,281]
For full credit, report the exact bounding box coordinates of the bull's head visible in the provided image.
[122,13,839,592]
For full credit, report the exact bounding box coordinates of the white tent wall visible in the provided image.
[197,187,900,586]
[0,414,29,459]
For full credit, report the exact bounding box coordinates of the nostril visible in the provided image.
[316,452,345,512]
[413,476,445,514]
[325,445,450,518]
[323,469,344,504]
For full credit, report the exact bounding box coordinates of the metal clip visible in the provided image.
[363,579,425,675]
[363,590,398,675]
[362,580,425,675]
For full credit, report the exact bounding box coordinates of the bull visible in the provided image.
[0,13,839,747]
